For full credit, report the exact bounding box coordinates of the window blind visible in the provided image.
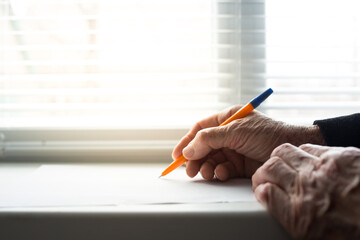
[3,0,359,161]
[265,0,360,124]
[0,0,265,160]
[0,0,236,129]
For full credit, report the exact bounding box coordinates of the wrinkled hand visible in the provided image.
[252,143,360,239]
[172,105,324,181]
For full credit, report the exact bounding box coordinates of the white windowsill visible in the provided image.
[0,162,291,240]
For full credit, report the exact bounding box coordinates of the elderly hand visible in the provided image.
[172,105,325,181]
[252,143,360,239]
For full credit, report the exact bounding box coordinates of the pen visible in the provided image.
[159,88,274,177]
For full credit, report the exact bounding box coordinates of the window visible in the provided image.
[2,0,263,161]
[265,0,360,124]
[1,0,226,129]
[1,0,359,161]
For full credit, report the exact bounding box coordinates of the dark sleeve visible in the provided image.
[313,113,360,148]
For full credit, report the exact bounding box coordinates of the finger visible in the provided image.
[172,105,241,160]
[200,158,217,180]
[299,143,334,158]
[271,143,318,171]
[214,150,245,181]
[185,159,203,178]
[252,156,297,193]
[198,151,226,180]
[254,183,292,233]
[215,161,238,181]
[172,135,193,160]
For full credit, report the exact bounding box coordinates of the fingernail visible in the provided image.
[183,145,194,158]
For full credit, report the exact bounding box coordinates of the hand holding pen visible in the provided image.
[164,88,325,181]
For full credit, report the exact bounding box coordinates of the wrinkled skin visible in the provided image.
[172,105,325,181]
[252,143,360,240]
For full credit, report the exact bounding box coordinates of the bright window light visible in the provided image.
[265,0,360,124]
[1,0,228,129]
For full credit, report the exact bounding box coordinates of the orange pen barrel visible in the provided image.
[160,155,187,177]
[220,103,254,126]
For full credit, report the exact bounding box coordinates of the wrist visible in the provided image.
[284,124,326,147]
[307,125,327,146]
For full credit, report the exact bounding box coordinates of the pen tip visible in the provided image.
[158,175,163,178]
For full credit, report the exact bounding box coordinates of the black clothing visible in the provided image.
[314,113,360,148]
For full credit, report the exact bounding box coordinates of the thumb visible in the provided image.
[182,126,229,160]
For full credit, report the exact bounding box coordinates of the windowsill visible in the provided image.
[0,163,291,240]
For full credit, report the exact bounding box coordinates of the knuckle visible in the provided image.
[255,182,272,201]
[326,147,360,170]
[281,142,294,149]
[196,129,209,141]
[299,143,312,151]
[260,182,273,199]
[343,147,360,158]
[262,182,273,192]
[264,156,282,171]
[192,122,202,132]
[272,143,293,157]
[319,157,338,177]
[254,165,265,179]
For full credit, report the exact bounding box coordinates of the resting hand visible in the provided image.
[252,143,360,239]
[172,105,324,181]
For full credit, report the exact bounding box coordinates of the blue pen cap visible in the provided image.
[250,88,273,109]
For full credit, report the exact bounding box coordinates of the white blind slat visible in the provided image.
[264,103,360,110]
[0,88,233,96]
[2,0,359,133]
[265,0,360,124]
[0,103,228,111]
[2,0,240,129]
[0,73,233,82]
